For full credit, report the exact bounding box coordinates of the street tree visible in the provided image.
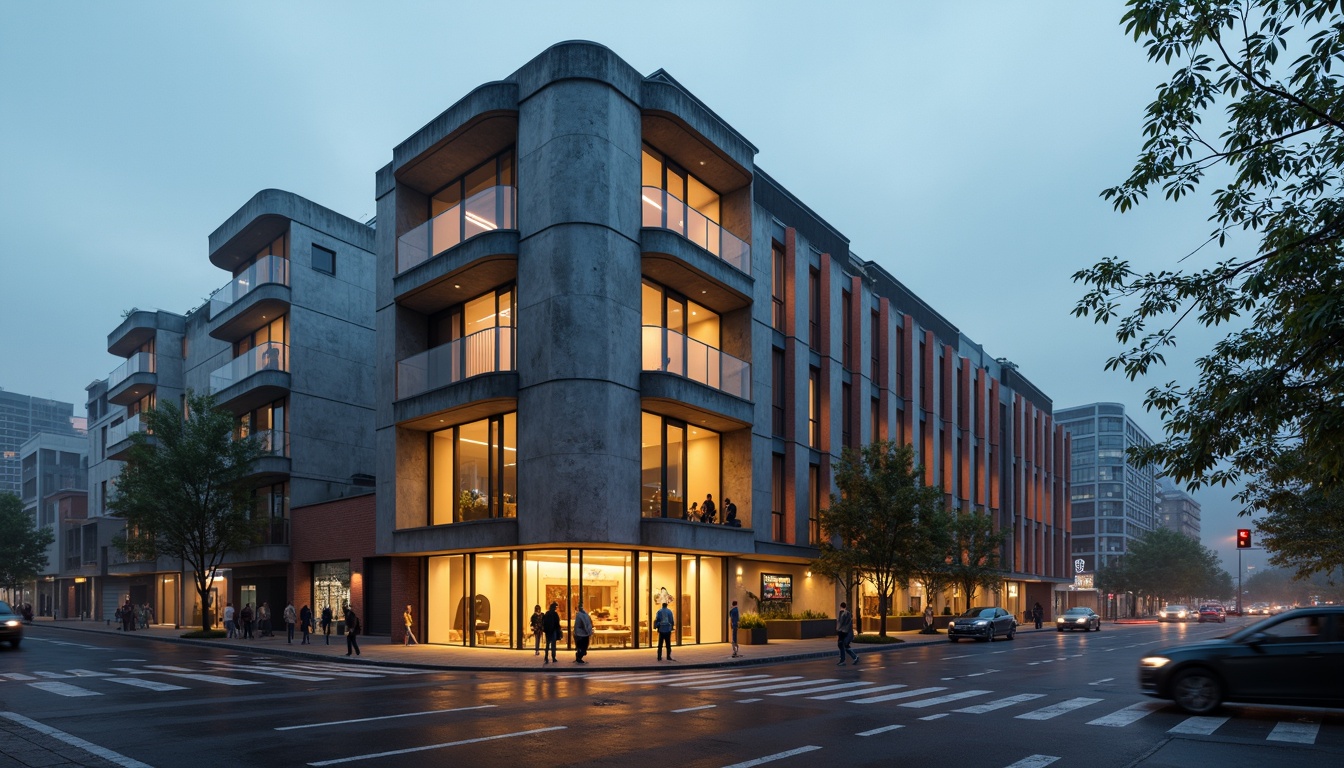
[0,491,53,600]
[815,441,944,637]
[909,506,956,615]
[109,391,266,632]
[1072,0,1344,573]
[946,510,1008,610]
[1125,528,1229,604]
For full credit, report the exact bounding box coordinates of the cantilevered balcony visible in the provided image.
[397,327,516,400]
[397,185,516,274]
[641,186,749,274]
[642,326,749,398]
[107,352,156,405]
[210,341,290,411]
[106,414,149,460]
[208,255,291,341]
[242,428,290,482]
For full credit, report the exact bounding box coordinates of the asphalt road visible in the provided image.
[2,621,1341,768]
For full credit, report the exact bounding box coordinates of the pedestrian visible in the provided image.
[300,604,313,645]
[345,605,362,656]
[321,605,333,644]
[240,603,254,640]
[923,604,934,633]
[122,598,135,632]
[283,602,297,644]
[1033,602,1043,630]
[145,603,155,627]
[836,601,859,665]
[700,493,717,523]
[530,605,544,655]
[542,602,561,664]
[258,602,271,637]
[224,602,237,639]
[573,601,592,663]
[655,600,675,661]
[404,604,418,646]
[728,600,741,658]
[114,605,123,631]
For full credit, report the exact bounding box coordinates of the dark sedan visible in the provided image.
[947,606,1017,642]
[1139,606,1344,713]
[1056,606,1101,632]
[0,601,22,648]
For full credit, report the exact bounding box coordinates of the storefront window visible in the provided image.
[641,412,719,520]
[430,412,518,524]
[427,554,467,645]
[312,561,351,632]
[474,552,513,646]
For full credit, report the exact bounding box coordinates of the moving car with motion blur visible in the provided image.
[0,601,22,648]
[1197,604,1226,623]
[947,606,1017,642]
[1056,606,1102,632]
[1158,604,1193,622]
[1139,606,1344,714]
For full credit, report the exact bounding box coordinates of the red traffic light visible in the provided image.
[1236,529,1252,549]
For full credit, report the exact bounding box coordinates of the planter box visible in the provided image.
[863,616,953,633]
[764,619,834,639]
[737,627,768,645]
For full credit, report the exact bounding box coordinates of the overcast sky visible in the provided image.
[0,1,1271,574]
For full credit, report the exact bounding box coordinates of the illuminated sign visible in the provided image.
[760,573,792,601]
[1074,573,1094,590]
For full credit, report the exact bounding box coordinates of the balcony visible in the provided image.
[397,327,515,400]
[107,414,149,460]
[642,326,749,399]
[107,352,157,405]
[210,341,290,411]
[641,186,749,274]
[208,256,291,341]
[397,185,516,274]
[243,428,291,482]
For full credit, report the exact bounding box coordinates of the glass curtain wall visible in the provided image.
[429,412,518,524]
[640,412,719,520]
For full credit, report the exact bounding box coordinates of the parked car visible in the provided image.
[1158,604,1193,622]
[1139,606,1344,713]
[0,601,22,649]
[1197,604,1227,623]
[1056,607,1102,632]
[947,606,1017,642]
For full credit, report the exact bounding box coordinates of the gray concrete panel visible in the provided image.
[390,519,521,555]
[518,132,641,239]
[638,373,753,425]
[639,227,754,301]
[510,41,643,106]
[518,292,640,388]
[638,77,757,171]
[391,80,519,173]
[515,224,640,310]
[639,517,756,554]
[209,189,374,272]
[392,374,518,427]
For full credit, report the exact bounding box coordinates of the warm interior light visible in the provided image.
[642,195,663,211]
[736,566,743,576]
[464,211,498,230]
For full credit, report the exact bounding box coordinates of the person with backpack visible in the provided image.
[344,605,361,656]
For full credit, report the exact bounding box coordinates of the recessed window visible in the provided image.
[313,245,336,275]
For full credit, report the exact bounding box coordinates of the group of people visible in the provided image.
[684,493,740,527]
[115,599,153,631]
[223,601,267,639]
[210,599,361,655]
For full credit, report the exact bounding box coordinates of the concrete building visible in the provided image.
[1156,476,1201,542]
[373,42,1072,650]
[0,388,79,498]
[96,190,377,628]
[18,432,87,616]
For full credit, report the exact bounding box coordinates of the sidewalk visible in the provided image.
[32,618,1066,672]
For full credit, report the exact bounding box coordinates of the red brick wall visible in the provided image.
[289,493,378,629]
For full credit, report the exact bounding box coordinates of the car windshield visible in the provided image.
[1063,608,1090,615]
[0,601,10,613]
[959,607,997,618]
[1164,605,1187,611]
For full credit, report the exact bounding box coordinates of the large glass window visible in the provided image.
[430,150,516,252]
[429,412,518,524]
[312,561,350,632]
[641,412,719,520]
[427,554,468,644]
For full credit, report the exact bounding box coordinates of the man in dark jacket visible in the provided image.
[542,602,561,664]
[836,601,859,665]
[344,605,361,656]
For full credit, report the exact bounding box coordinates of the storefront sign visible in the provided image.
[761,573,792,601]
[1074,573,1094,590]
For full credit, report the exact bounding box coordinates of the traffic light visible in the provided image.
[1237,528,1252,549]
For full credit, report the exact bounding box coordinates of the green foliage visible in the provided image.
[737,612,767,629]
[815,441,945,637]
[109,391,266,632]
[1246,566,1344,604]
[1074,0,1344,574]
[947,510,1009,609]
[796,609,831,620]
[1102,528,1230,603]
[854,633,903,644]
[0,491,54,593]
[909,505,956,616]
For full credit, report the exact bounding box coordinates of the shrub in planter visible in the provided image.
[737,612,768,644]
[854,633,903,644]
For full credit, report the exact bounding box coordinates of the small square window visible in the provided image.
[312,245,336,275]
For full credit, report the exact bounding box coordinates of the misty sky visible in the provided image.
[0,1,1272,575]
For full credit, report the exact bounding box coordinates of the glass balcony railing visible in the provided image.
[238,428,289,458]
[108,413,148,446]
[210,341,289,394]
[108,351,155,390]
[397,185,517,274]
[642,325,750,399]
[209,255,290,318]
[397,327,515,399]
[641,186,749,274]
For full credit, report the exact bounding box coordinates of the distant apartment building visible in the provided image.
[1156,476,1201,542]
[1,388,79,498]
[18,432,87,616]
[94,191,376,628]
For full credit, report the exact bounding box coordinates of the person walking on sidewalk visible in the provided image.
[224,602,237,639]
[283,602,297,644]
[1032,602,1043,630]
[728,600,741,658]
[655,601,675,661]
[258,602,271,637]
[344,605,361,656]
[240,603,254,640]
[321,605,333,644]
[541,602,561,664]
[530,605,544,656]
[836,601,859,665]
[573,602,592,663]
[403,604,418,646]
[300,605,313,645]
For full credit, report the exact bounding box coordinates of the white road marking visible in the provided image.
[1,673,36,680]
[1168,716,1228,735]
[666,674,758,687]
[307,726,568,766]
[104,678,188,692]
[154,672,260,686]
[677,674,775,688]
[67,669,111,677]
[143,665,194,672]
[720,745,823,768]
[1088,678,1114,686]
[954,693,1046,714]
[943,654,970,660]
[899,690,991,708]
[672,704,717,713]
[200,662,333,682]
[736,698,762,703]
[112,658,145,662]
[278,705,496,731]
[0,712,153,768]
[27,682,101,697]
[1015,697,1102,720]
[810,683,907,700]
[691,676,803,690]
[856,724,904,736]
[1267,721,1319,744]
[736,678,840,693]
[34,671,73,679]
[919,713,949,720]
[1001,756,1060,768]
[284,662,427,676]
[1086,701,1165,727]
[849,686,948,704]
[768,682,875,697]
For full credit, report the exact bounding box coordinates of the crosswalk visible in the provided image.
[565,670,1336,745]
[0,659,431,699]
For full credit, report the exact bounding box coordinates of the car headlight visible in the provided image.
[1075,618,1087,623]
[1056,617,1065,623]
[1177,611,1187,617]
[2,620,18,627]
[973,620,989,626]
[1140,656,1170,668]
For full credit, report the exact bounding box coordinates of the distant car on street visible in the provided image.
[1197,604,1226,623]
[1158,604,1193,622]
[1056,607,1102,632]
[947,606,1017,642]
[1139,606,1344,713]
[1248,602,1271,616]
[0,601,22,648]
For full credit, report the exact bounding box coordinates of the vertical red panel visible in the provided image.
[989,378,1001,510]
[784,228,798,339]
[818,250,831,358]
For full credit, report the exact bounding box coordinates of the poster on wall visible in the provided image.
[761,573,792,601]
